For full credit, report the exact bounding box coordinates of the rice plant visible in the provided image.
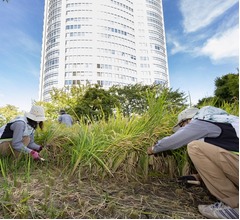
[30,89,183,181]
[0,91,237,218]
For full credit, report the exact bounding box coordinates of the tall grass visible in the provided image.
[1,94,237,182]
[37,95,237,181]
[31,89,181,181]
[0,94,238,218]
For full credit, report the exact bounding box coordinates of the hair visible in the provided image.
[39,121,44,130]
[60,109,66,115]
[27,118,44,130]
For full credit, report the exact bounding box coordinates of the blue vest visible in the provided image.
[198,119,239,152]
[0,116,34,139]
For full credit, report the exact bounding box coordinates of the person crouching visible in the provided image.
[0,105,46,160]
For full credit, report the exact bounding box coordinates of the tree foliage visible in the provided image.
[109,84,187,117]
[74,84,119,122]
[0,105,21,126]
[197,72,239,106]
[34,84,187,123]
[109,84,151,117]
[34,85,88,120]
[163,87,187,108]
[214,73,239,103]
[73,84,187,122]
[0,84,187,124]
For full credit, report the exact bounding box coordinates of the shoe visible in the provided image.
[198,202,239,219]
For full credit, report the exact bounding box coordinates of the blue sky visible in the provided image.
[0,0,239,111]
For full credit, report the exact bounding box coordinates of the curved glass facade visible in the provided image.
[39,0,169,102]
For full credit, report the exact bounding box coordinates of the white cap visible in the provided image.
[173,107,199,132]
[24,105,46,122]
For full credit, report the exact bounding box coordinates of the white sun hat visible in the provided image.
[173,107,199,132]
[24,105,46,122]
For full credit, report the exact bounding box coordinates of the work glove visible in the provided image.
[36,144,52,152]
[36,145,43,152]
[30,150,40,160]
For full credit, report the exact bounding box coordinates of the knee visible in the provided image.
[187,140,203,158]
[0,141,12,156]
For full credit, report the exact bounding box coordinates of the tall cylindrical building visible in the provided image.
[39,0,169,102]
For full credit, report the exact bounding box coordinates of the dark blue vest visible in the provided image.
[198,120,239,152]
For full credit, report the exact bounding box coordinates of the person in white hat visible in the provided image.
[147,106,239,219]
[0,105,46,160]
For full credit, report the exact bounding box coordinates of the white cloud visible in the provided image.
[200,25,239,61]
[179,0,238,33]
[166,33,188,55]
[166,1,239,63]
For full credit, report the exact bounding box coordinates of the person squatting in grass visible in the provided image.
[58,109,73,127]
[147,106,239,219]
[0,105,46,160]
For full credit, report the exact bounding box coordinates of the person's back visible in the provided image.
[147,106,239,219]
[58,110,73,127]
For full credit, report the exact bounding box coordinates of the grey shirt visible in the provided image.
[6,121,40,153]
[58,114,73,127]
[153,119,221,153]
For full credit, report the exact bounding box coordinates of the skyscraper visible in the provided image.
[39,0,169,102]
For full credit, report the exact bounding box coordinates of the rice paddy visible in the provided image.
[0,95,238,218]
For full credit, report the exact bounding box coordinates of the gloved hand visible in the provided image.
[36,145,43,152]
[30,150,40,160]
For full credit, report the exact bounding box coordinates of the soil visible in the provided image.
[61,177,216,219]
[0,168,216,219]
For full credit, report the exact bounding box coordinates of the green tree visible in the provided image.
[163,87,187,108]
[109,84,150,117]
[214,73,239,103]
[197,72,239,106]
[196,96,216,107]
[0,105,21,126]
[50,85,86,110]
[74,84,119,122]
[109,84,187,117]
[35,85,88,120]
[40,84,187,122]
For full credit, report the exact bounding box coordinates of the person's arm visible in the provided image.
[68,115,73,125]
[151,120,221,154]
[58,115,62,123]
[10,121,32,153]
[27,133,42,151]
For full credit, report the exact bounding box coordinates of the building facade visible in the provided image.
[39,0,169,102]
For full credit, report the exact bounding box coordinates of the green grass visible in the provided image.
[0,96,237,218]
[30,92,181,180]
[32,94,239,180]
